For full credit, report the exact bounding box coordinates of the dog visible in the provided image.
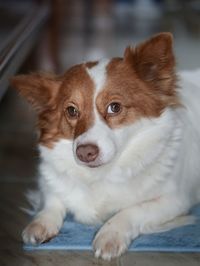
[11,33,200,260]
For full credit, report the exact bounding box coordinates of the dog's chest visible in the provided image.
[54,166,137,223]
[52,164,159,224]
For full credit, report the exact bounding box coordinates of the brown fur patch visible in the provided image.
[85,61,98,69]
[58,64,95,140]
[11,65,95,147]
[96,33,179,128]
[10,73,62,113]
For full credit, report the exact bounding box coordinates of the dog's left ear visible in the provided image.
[124,33,176,92]
[10,73,62,113]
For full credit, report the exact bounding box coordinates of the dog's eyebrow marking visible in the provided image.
[86,59,110,95]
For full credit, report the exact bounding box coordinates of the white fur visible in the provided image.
[22,68,200,260]
[86,58,109,94]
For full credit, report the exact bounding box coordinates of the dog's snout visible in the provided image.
[76,144,99,163]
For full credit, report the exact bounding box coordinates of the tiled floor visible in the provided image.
[1,1,200,265]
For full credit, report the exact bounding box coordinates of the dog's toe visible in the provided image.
[22,220,58,245]
[93,228,128,260]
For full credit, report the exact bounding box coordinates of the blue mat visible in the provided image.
[24,205,200,252]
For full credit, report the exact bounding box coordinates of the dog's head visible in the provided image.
[11,33,178,168]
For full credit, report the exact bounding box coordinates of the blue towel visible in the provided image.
[24,205,200,252]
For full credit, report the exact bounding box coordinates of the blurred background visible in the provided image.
[0,0,200,259]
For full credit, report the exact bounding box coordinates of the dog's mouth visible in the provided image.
[86,162,103,168]
[75,158,103,168]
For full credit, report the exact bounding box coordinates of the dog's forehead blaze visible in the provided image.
[39,64,96,147]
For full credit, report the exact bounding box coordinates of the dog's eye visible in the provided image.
[107,102,121,115]
[66,105,79,118]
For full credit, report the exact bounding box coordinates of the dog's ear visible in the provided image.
[124,33,176,92]
[10,73,62,113]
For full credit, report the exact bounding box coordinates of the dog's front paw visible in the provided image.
[22,219,59,245]
[93,224,130,261]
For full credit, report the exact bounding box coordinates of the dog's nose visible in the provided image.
[76,144,99,163]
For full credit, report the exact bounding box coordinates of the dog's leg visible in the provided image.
[22,196,66,245]
[93,196,191,260]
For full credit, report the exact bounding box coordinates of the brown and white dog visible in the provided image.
[11,33,200,260]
